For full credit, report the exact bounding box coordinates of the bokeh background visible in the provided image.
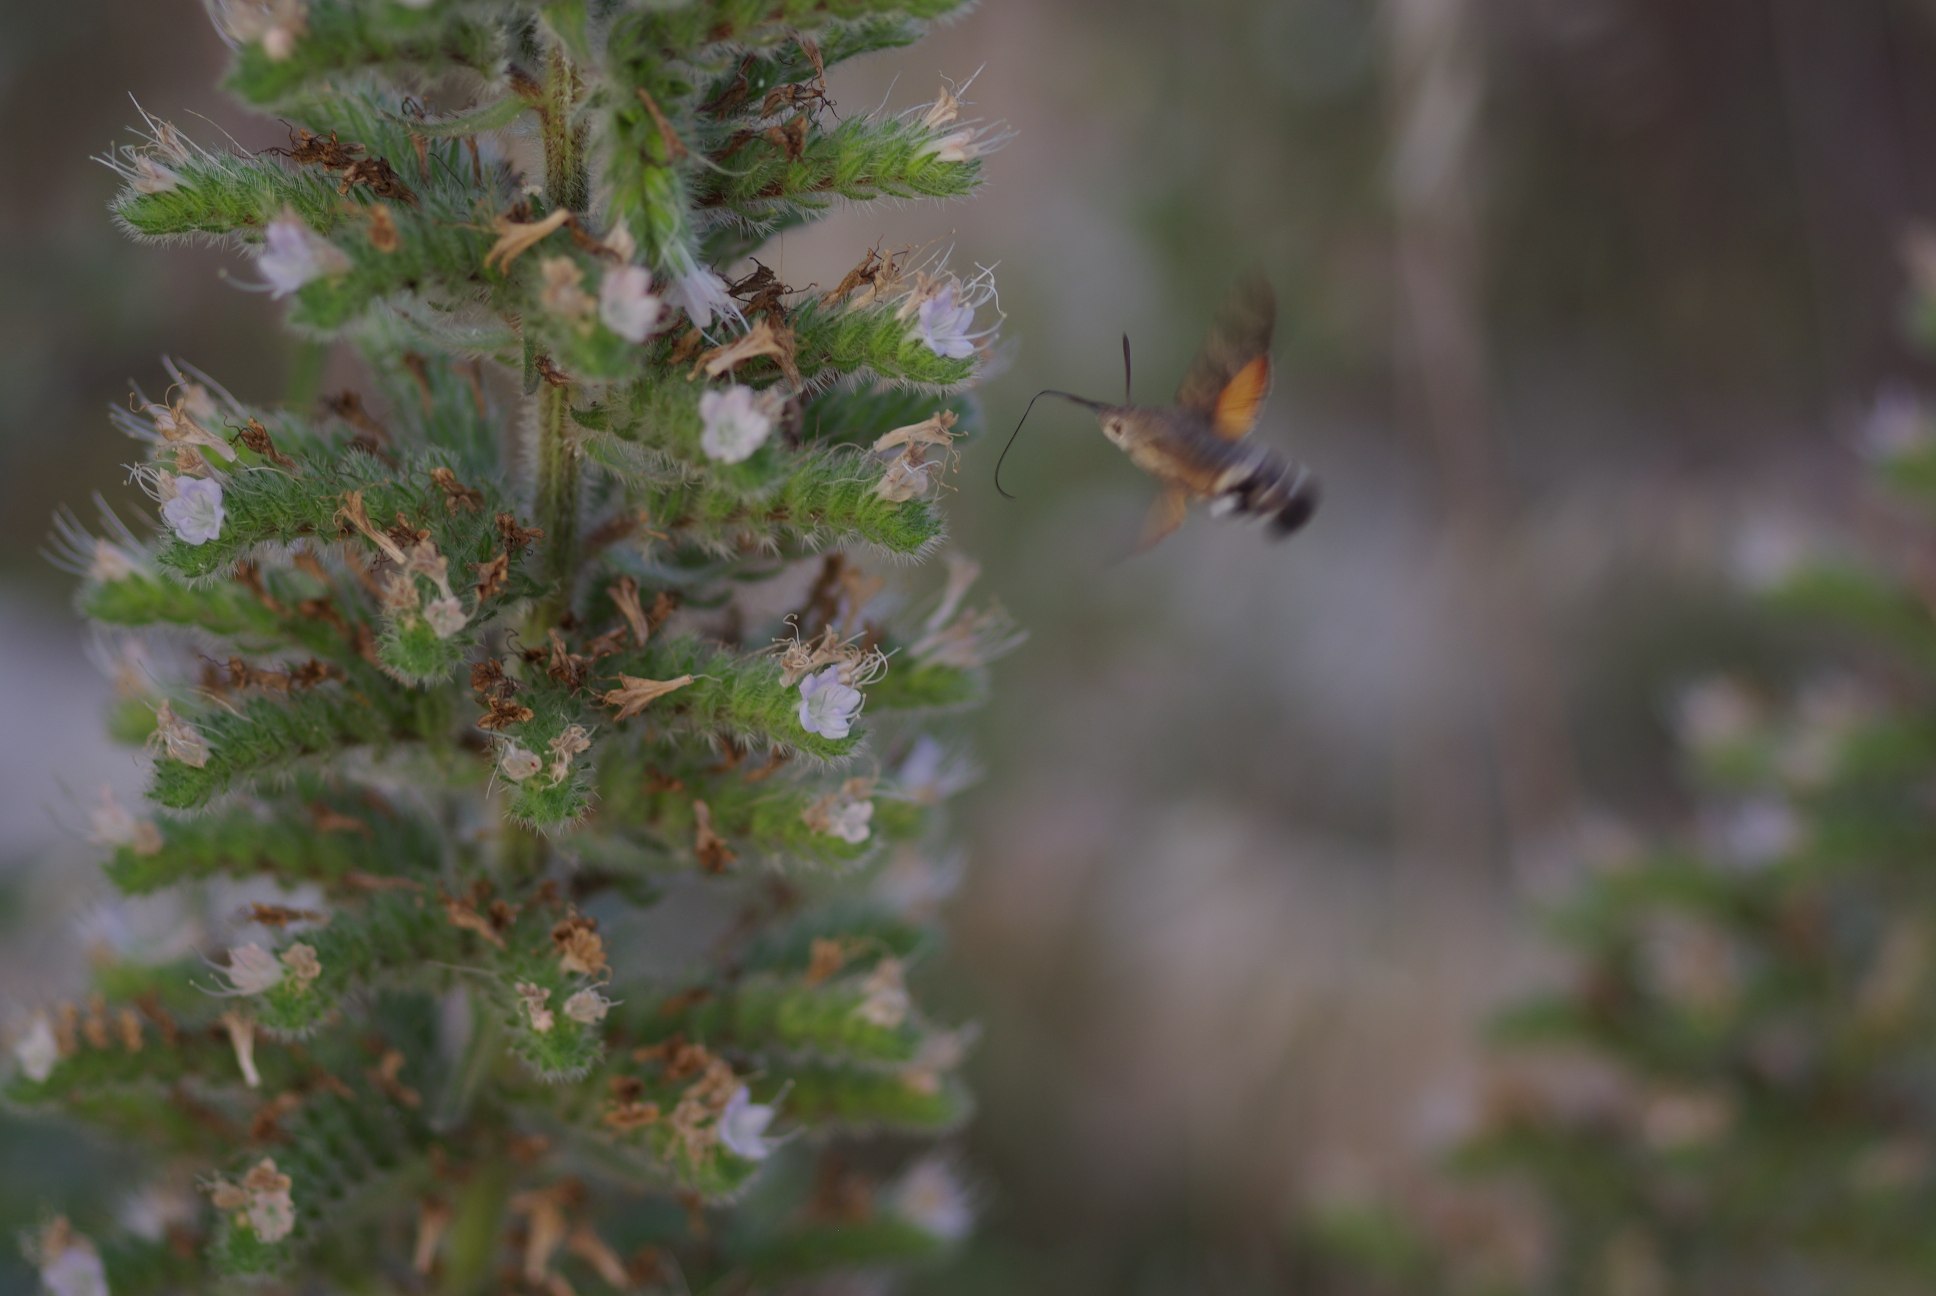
[3,0,1933,1290]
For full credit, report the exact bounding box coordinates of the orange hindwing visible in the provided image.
[1211,354,1272,441]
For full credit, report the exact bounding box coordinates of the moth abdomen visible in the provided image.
[1211,449,1321,538]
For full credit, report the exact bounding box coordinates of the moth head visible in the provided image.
[1098,408,1133,447]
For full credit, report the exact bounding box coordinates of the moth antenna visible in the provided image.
[1122,334,1133,405]
[994,389,1102,500]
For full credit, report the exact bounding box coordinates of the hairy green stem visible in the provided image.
[542,44,588,213]
[532,378,580,630]
[438,1157,513,1296]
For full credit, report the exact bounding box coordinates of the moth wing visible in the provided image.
[1174,276,1276,442]
[1134,486,1191,555]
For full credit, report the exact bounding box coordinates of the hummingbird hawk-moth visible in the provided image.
[996,276,1320,551]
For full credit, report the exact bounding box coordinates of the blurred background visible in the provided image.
[4,0,1935,1290]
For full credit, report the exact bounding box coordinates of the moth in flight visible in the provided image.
[996,277,1320,551]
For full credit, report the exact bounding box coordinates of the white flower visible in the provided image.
[1861,386,1931,462]
[823,795,874,844]
[132,154,182,194]
[599,264,665,342]
[717,1085,778,1161]
[922,128,981,164]
[797,665,863,739]
[563,988,612,1025]
[161,475,225,545]
[231,1158,296,1243]
[666,265,740,331]
[217,0,307,61]
[888,1158,973,1242]
[698,385,774,464]
[87,785,139,847]
[856,958,910,1029]
[424,595,468,639]
[152,700,211,768]
[248,1184,296,1242]
[895,737,978,805]
[538,256,594,320]
[36,1226,108,1296]
[218,944,284,996]
[258,213,349,298]
[875,455,941,502]
[915,283,978,359]
[515,982,555,1034]
[499,744,542,783]
[14,1015,58,1083]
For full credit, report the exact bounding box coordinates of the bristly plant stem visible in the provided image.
[532,376,579,631]
[531,44,586,633]
[542,44,588,215]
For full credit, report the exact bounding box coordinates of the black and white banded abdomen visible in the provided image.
[1208,444,1321,537]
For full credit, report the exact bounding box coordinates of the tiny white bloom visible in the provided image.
[875,455,940,502]
[922,128,980,164]
[220,944,284,996]
[797,665,863,739]
[698,385,774,464]
[258,213,349,298]
[240,1159,296,1243]
[563,988,612,1025]
[248,1186,295,1242]
[132,153,182,194]
[856,957,910,1029]
[599,264,665,342]
[499,744,542,783]
[538,256,594,320]
[38,1235,108,1296]
[424,595,468,639]
[601,222,638,262]
[1861,386,1930,462]
[825,796,874,844]
[88,540,138,583]
[161,475,225,545]
[889,1158,973,1242]
[86,785,139,847]
[915,283,978,359]
[15,1014,58,1083]
[895,737,977,805]
[667,266,739,331]
[515,982,555,1034]
[718,1084,778,1161]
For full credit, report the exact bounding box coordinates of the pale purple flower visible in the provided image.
[499,744,542,783]
[424,595,468,639]
[921,128,981,164]
[38,1237,108,1296]
[916,283,978,359]
[258,214,349,298]
[14,1015,57,1083]
[216,943,284,997]
[161,475,225,545]
[824,796,873,844]
[563,988,612,1025]
[798,665,863,739]
[699,385,773,464]
[667,265,740,331]
[718,1085,778,1161]
[599,264,665,342]
[888,1158,973,1242]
